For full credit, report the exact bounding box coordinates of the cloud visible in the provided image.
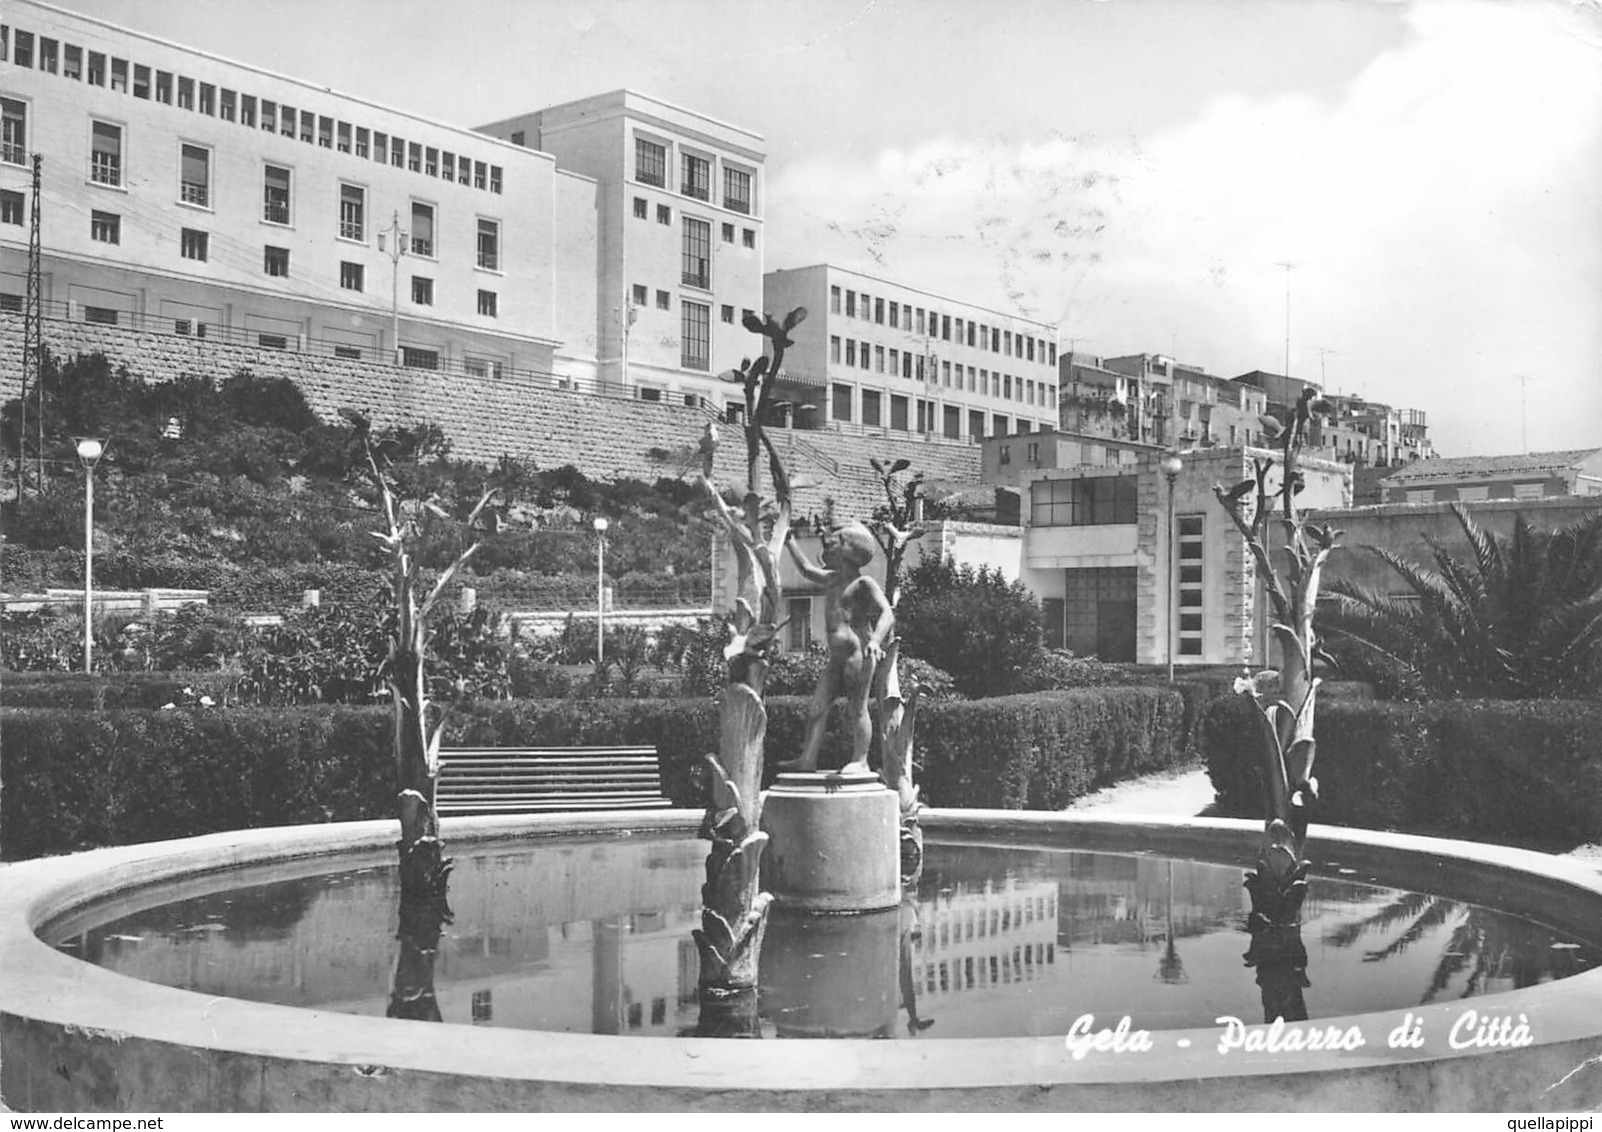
[765,0,1602,455]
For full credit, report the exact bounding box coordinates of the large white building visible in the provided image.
[479,92,766,411]
[762,265,1059,440]
[0,2,765,404]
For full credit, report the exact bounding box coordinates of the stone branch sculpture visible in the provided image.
[690,306,807,1025]
[868,459,929,879]
[1212,387,1342,933]
[354,418,498,907]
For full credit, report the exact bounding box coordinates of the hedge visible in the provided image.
[2,685,1190,860]
[1202,695,1602,850]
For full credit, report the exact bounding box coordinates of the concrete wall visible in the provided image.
[1312,496,1602,596]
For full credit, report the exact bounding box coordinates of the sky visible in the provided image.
[49,0,1602,458]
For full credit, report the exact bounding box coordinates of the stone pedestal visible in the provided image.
[760,771,900,913]
[762,906,899,1038]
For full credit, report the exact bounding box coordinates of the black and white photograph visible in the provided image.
[1,0,1600,1115]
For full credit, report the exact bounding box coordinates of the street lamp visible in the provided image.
[1159,451,1183,683]
[75,437,106,674]
[593,517,610,663]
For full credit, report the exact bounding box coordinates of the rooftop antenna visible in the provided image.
[1513,374,1532,454]
[1318,347,1339,396]
[1274,262,1296,384]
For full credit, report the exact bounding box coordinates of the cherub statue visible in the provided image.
[780,522,893,773]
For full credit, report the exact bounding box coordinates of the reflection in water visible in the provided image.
[54,839,1601,1038]
[1323,892,1591,1005]
[387,895,450,1023]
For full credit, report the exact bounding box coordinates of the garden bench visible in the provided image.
[435,745,670,815]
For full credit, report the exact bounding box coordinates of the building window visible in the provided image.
[89,51,107,87]
[84,306,119,325]
[632,283,648,306]
[464,357,504,379]
[90,210,120,244]
[721,221,734,243]
[90,121,122,186]
[636,137,666,187]
[846,291,856,318]
[681,301,710,371]
[682,217,711,288]
[830,336,841,363]
[832,383,853,423]
[471,990,493,1025]
[66,45,84,81]
[407,142,422,172]
[845,340,857,368]
[490,165,502,193]
[724,166,751,214]
[633,196,648,220]
[681,152,710,200]
[1,98,25,166]
[402,347,439,370]
[786,597,813,651]
[339,184,365,241]
[263,165,291,224]
[1030,476,1138,527]
[390,137,404,167]
[180,228,208,261]
[510,130,525,147]
[354,126,368,158]
[830,286,841,314]
[656,203,671,226]
[264,246,289,276]
[179,144,210,207]
[0,190,22,225]
[411,277,434,305]
[1177,515,1204,656]
[476,218,499,270]
[1512,482,1545,500]
[890,394,909,431]
[721,304,734,324]
[742,228,755,249]
[477,289,497,317]
[340,261,363,291]
[862,389,882,427]
[410,202,434,257]
[112,58,130,94]
[656,289,670,310]
[424,146,438,176]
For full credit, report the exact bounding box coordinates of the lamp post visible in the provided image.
[381,211,406,365]
[593,516,609,663]
[1159,451,1183,683]
[76,437,106,674]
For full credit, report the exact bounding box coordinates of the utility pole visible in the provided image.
[27,155,43,491]
[380,211,406,365]
[615,296,637,390]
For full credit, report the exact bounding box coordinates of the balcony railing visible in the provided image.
[180,181,208,206]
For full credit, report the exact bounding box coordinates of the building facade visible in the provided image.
[762,264,1059,440]
[478,91,766,410]
[1378,448,1602,504]
[1,1,599,381]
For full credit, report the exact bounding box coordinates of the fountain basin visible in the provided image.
[5,811,1602,1112]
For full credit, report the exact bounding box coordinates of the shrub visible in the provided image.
[2,685,1194,859]
[916,686,1189,809]
[1016,649,1121,691]
[897,556,1043,698]
[1202,695,1602,849]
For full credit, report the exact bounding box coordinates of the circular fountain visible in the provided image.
[5,810,1602,1112]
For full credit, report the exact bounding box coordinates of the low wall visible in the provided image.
[5,813,1602,1112]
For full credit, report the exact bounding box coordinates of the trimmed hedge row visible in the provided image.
[1202,695,1602,849]
[1,685,1190,860]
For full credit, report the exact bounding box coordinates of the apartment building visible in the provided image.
[1234,372,1434,470]
[478,91,766,409]
[1378,448,1602,504]
[0,1,598,381]
[762,264,1059,440]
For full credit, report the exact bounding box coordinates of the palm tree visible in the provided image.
[1322,504,1602,699]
